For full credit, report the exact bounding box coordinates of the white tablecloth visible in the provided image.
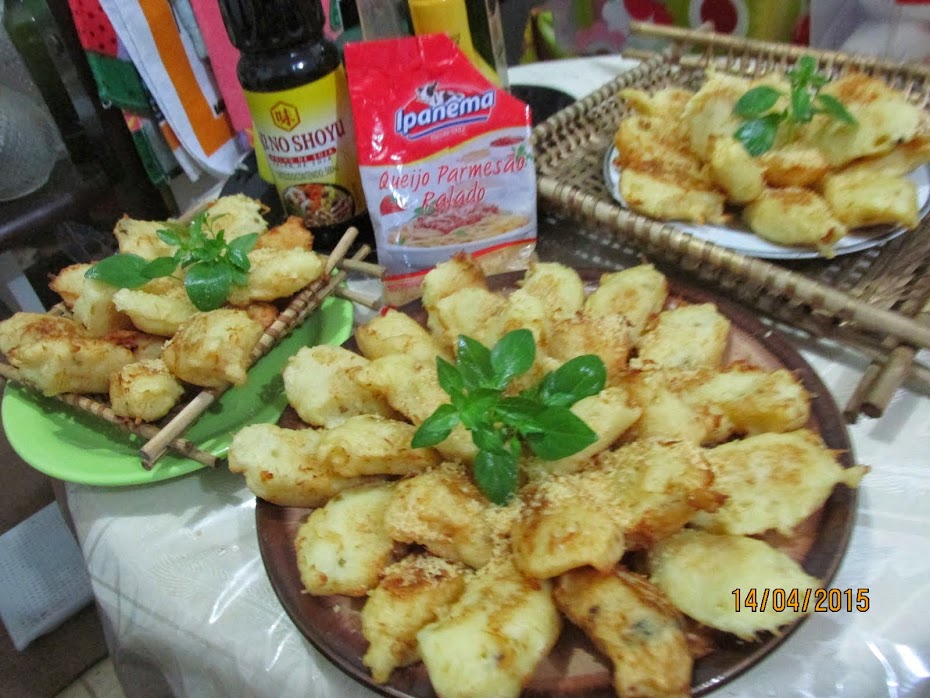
[66,57,930,698]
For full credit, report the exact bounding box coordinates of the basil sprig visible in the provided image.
[85,210,259,311]
[411,329,606,505]
[733,56,858,156]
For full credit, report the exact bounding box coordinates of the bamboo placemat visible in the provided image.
[531,22,930,420]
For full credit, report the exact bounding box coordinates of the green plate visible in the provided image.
[1,297,354,487]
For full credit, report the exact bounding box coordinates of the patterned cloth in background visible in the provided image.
[519,0,809,63]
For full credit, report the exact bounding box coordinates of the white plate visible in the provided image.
[603,145,930,260]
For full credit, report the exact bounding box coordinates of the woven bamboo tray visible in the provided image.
[531,22,930,421]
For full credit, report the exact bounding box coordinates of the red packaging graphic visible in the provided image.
[345,34,537,305]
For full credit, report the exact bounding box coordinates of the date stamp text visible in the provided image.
[732,588,870,613]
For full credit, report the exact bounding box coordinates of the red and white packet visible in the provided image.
[345,34,537,305]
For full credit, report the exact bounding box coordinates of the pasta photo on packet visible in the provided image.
[345,34,537,305]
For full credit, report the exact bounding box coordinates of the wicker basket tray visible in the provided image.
[531,22,930,421]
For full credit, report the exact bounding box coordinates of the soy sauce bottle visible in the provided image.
[219,0,371,251]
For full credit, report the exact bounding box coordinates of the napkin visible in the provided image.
[0,504,94,651]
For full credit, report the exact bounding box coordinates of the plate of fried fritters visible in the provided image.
[0,194,356,486]
[1,297,353,486]
[236,256,865,697]
[606,70,930,259]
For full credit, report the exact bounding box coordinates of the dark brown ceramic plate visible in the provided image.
[255,268,857,697]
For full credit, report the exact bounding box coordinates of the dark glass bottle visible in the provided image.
[219,0,372,252]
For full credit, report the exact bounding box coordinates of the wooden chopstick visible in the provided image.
[138,229,375,469]
[0,363,219,468]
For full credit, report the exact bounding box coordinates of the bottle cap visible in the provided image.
[219,0,325,52]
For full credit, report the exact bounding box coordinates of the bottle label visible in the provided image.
[244,67,365,228]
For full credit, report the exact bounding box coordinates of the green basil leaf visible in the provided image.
[733,86,782,119]
[791,87,813,123]
[436,356,465,400]
[156,227,182,247]
[538,355,606,407]
[495,396,545,435]
[526,406,598,460]
[228,232,260,255]
[490,329,535,388]
[177,251,197,268]
[411,404,459,448]
[184,261,232,311]
[84,254,151,289]
[230,268,249,286]
[472,449,518,505]
[458,390,499,430]
[188,212,206,244]
[226,248,251,272]
[734,113,784,156]
[788,56,816,86]
[815,94,858,125]
[471,424,506,454]
[456,335,494,390]
[141,256,178,279]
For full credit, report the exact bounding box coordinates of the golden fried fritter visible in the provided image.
[554,567,691,698]
[295,482,397,596]
[635,302,731,370]
[48,263,91,309]
[226,247,324,305]
[111,278,198,337]
[649,529,820,640]
[203,193,269,240]
[583,264,668,339]
[822,169,919,229]
[283,344,397,428]
[254,215,313,251]
[0,313,137,396]
[385,462,515,569]
[354,308,450,363]
[109,358,184,422]
[692,430,867,536]
[517,261,586,321]
[417,556,561,698]
[162,309,263,388]
[317,414,441,477]
[361,554,467,683]
[742,187,847,254]
[228,423,380,507]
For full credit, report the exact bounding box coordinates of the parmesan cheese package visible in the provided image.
[345,34,537,305]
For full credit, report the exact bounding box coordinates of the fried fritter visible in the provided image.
[109,358,184,422]
[583,264,669,339]
[203,193,269,240]
[517,262,586,321]
[692,430,867,536]
[760,145,831,188]
[111,278,198,337]
[543,313,633,387]
[619,158,727,226]
[742,187,847,254]
[72,277,135,337]
[634,302,731,370]
[283,344,397,428]
[417,556,561,698]
[317,414,441,477]
[48,263,91,309]
[0,313,135,396]
[295,482,397,596]
[822,169,919,229]
[385,462,515,569]
[228,423,379,507]
[162,309,264,388]
[361,554,467,683]
[354,308,450,363]
[226,247,324,305]
[420,252,488,319]
[254,215,313,251]
[708,135,765,204]
[554,567,692,698]
[649,529,820,640]
[113,215,176,260]
[799,72,922,167]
